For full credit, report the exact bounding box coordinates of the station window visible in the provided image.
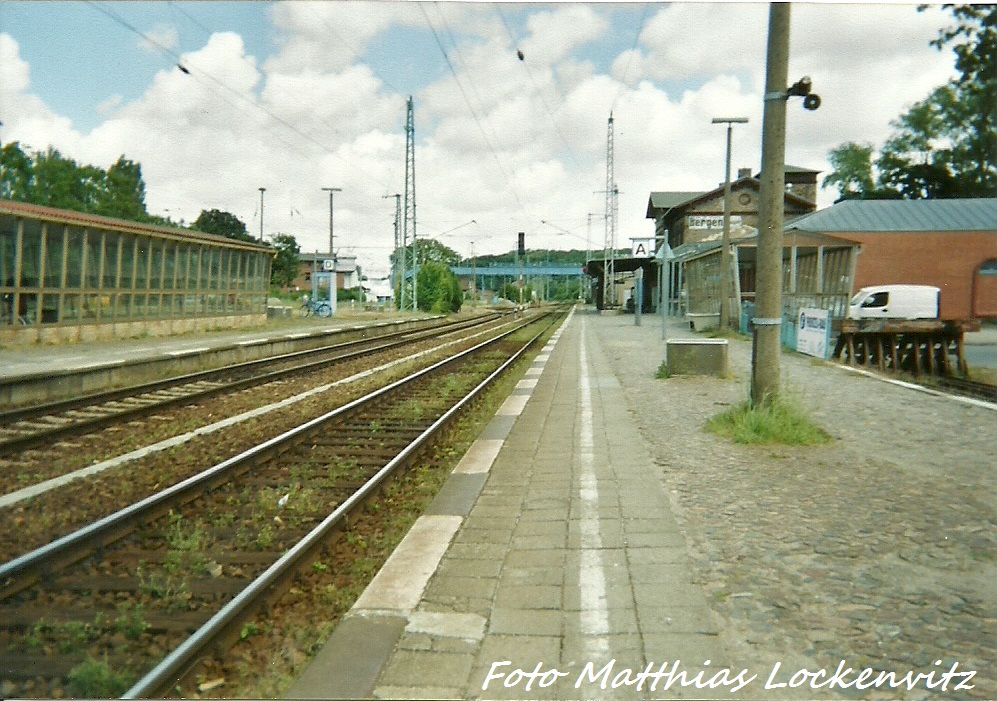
[85,232,102,290]
[119,236,136,289]
[102,233,120,289]
[44,226,65,289]
[65,227,85,288]
[19,220,43,287]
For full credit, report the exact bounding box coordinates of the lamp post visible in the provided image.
[258,187,266,242]
[321,187,342,260]
[712,117,748,330]
[469,240,476,303]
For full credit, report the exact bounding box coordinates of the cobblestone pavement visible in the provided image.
[597,315,995,701]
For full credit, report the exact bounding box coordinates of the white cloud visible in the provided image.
[0,3,967,272]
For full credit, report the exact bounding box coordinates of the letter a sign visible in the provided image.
[631,238,652,258]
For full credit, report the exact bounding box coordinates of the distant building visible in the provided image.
[292,253,363,293]
[788,198,997,319]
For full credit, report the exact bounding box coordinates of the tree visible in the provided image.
[823,5,997,200]
[821,142,885,200]
[416,261,462,313]
[1,142,157,220]
[391,238,461,270]
[930,3,996,194]
[0,142,32,201]
[191,209,256,243]
[270,233,300,289]
[99,156,148,221]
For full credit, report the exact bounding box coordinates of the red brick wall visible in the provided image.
[827,231,997,319]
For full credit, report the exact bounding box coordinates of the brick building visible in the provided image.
[787,198,997,319]
[646,166,819,249]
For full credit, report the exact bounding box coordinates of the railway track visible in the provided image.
[0,309,563,698]
[0,313,507,457]
[932,375,997,403]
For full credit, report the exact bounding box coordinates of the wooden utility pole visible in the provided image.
[751,3,790,406]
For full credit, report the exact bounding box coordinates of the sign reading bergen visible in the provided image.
[686,215,742,230]
[797,308,830,359]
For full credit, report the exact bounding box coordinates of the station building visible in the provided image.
[1,199,273,345]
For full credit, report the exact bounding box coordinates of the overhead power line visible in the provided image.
[419,3,529,217]
[86,1,399,196]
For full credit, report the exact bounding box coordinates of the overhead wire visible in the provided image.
[87,1,400,196]
[418,3,530,217]
[610,3,651,111]
[89,0,405,252]
[495,5,580,169]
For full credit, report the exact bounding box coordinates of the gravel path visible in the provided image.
[593,312,995,700]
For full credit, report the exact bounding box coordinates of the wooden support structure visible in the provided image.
[833,319,979,378]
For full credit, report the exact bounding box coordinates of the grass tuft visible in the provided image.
[705,395,831,445]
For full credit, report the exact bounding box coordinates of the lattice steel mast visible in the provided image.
[603,112,618,308]
[403,96,417,311]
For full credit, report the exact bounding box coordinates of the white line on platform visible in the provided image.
[236,338,270,346]
[74,360,126,370]
[496,394,529,416]
[285,332,311,339]
[353,514,463,613]
[165,347,210,356]
[453,439,504,475]
[577,318,610,656]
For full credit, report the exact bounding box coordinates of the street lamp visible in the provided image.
[258,187,266,242]
[711,116,748,330]
[321,187,342,259]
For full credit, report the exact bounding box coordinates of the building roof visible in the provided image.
[788,198,997,233]
[647,167,819,219]
[646,191,707,217]
[0,198,273,252]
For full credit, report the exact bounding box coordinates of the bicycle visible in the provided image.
[298,297,332,318]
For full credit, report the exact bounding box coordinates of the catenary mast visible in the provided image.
[404,96,417,311]
[603,113,618,308]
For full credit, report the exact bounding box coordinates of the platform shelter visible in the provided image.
[1,200,273,345]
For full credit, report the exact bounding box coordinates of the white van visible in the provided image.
[847,285,940,320]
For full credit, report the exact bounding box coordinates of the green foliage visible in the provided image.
[114,603,149,640]
[191,208,256,242]
[0,142,153,220]
[337,286,364,302]
[500,281,533,304]
[823,6,996,200]
[270,233,301,288]
[391,238,461,268]
[67,656,134,698]
[705,397,831,445]
[416,261,462,313]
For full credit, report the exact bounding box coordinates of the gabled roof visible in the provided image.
[646,191,707,217]
[788,198,997,233]
[647,171,816,219]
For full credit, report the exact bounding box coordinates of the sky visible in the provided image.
[0,1,959,283]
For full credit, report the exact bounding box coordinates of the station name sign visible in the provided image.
[686,215,742,230]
